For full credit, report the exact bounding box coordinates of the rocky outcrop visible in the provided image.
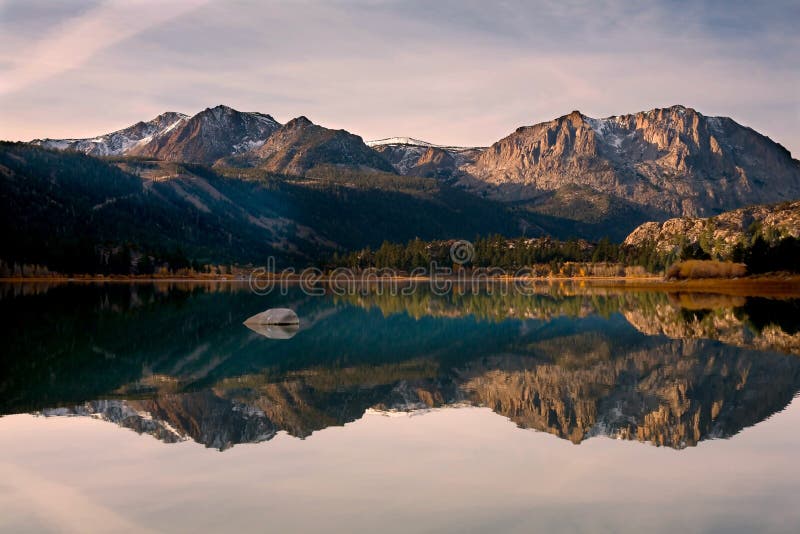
[623,199,800,255]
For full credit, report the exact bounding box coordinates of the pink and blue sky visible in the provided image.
[1,0,798,153]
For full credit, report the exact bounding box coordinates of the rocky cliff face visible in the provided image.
[623,199,800,254]
[128,105,281,164]
[32,112,189,156]
[461,106,800,218]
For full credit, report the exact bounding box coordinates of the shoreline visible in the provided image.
[2,274,798,297]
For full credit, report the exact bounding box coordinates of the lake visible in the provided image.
[1,282,800,533]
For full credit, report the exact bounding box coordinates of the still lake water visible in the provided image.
[1,282,800,533]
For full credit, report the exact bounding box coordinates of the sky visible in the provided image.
[0,0,798,154]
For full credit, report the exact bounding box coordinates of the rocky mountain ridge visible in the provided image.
[26,104,800,229]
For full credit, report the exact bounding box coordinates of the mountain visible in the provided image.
[623,199,800,255]
[127,105,281,164]
[459,106,800,219]
[31,106,389,173]
[32,106,281,165]
[241,116,395,175]
[32,112,188,156]
[367,138,484,179]
[19,104,800,243]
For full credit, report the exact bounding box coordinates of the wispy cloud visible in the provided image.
[0,0,208,95]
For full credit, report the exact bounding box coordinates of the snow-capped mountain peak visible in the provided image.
[32,111,190,157]
[30,107,283,163]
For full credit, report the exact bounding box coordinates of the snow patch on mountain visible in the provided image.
[233,138,266,153]
[366,137,482,152]
[584,115,628,150]
[367,137,437,147]
[161,116,189,135]
[32,112,190,157]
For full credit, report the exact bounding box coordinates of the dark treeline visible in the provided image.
[677,230,800,275]
[325,235,655,271]
[325,233,800,276]
[734,236,800,274]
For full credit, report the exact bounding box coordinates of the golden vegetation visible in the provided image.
[665,260,747,280]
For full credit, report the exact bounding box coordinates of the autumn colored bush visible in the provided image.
[664,260,747,280]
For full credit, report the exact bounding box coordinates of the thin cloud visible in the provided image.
[0,0,208,95]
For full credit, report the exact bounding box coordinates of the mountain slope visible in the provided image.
[2,142,584,271]
[0,142,323,268]
[513,184,656,240]
[462,106,800,218]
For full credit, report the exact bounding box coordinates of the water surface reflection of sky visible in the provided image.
[2,399,800,533]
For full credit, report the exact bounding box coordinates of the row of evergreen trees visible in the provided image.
[0,241,197,276]
[733,236,800,274]
[324,232,799,275]
[677,227,800,274]
[324,236,668,272]
[6,234,796,277]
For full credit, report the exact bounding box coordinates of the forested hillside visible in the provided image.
[1,143,584,274]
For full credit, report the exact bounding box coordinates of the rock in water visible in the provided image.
[243,308,300,339]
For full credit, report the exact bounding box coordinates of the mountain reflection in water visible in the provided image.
[1,282,799,451]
